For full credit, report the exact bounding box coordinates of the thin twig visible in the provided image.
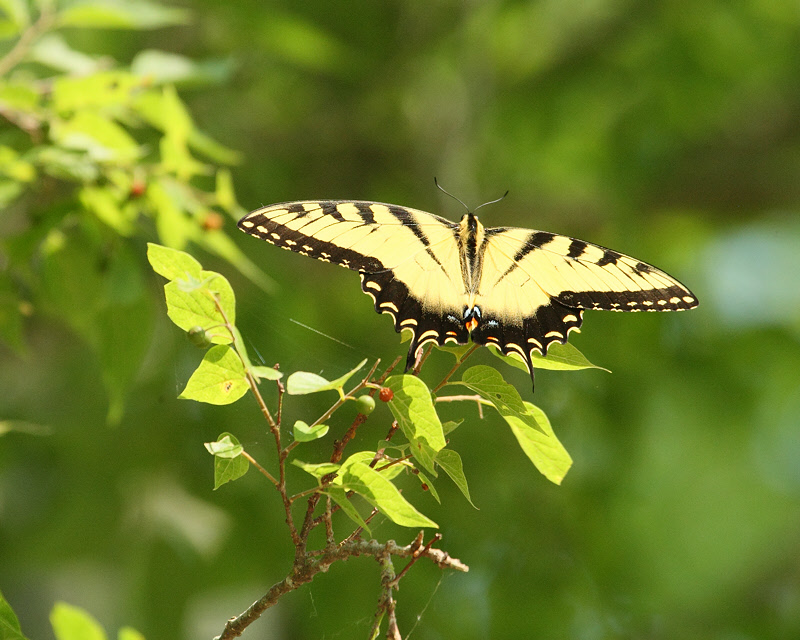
[389,533,443,588]
[240,451,278,486]
[432,344,480,394]
[0,7,55,77]
[215,538,468,640]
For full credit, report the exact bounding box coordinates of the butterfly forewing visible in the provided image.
[239,201,471,367]
[485,227,698,313]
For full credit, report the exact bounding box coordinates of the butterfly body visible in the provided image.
[239,200,698,387]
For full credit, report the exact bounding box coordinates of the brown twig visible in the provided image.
[0,6,55,77]
[240,451,277,486]
[432,344,480,394]
[215,538,468,640]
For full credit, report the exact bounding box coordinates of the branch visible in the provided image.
[0,7,55,78]
[215,537,468,639]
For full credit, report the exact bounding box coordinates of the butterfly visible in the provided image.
[239,198,697,388]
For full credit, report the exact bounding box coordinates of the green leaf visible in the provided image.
[436,343,475,362]
[292,420,329,442]
[340,451,405,481]
[52,71,141,113]
[147,243,202,281]
[292,459,340,479]
[147,179,191,249]
[180,345,248,405]
[131,49,233,87]
[162,270,235,343]
[384,375,447,453]
[0,588,28,640]
[489,341,608,373]
[249,365,283,381]
[442,419,463,435]
[58,0,190,29]
[435,448,476,508]
[50,602,106,640]
[29,33,102,74]
[194,229,277,293]
[51,112,140,163]
[326,486,370,533]
[205,433,248,489]
[80,186,134,235]
[502,402,572,485]
[204,433,243,458]
[414,468,440,503]
[215,167,237,212]
[286,358,367,395]
[459,365,529,415]
[0,80,39,112]
[339,461,437,529]
[35,146,99,182]
[117,627,145,640]
[189,128,241,165]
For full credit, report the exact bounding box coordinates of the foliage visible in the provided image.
[0,0,266,423]
[146,241,599,636]
[3,2,799,640]
[0,591,143,640]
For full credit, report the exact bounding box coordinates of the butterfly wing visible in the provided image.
[470,227,698,375]
[238,201,470,368]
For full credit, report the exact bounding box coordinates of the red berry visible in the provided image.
[202,211,224,231]
[378,387,393,402]
[130,180,146,198]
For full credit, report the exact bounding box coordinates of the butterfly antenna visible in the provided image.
[434,177,470,214]
[474,189,509,214]
[434,177,508,214]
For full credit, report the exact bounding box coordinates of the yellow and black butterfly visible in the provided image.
[238,197,698,388]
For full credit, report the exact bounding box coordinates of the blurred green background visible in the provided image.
[2,1,800,638]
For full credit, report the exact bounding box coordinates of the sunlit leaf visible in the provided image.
[180,345,248,405]
[0,0,29,32]
[50,602,106,640]
[249,365,282,381]
[458,366,528,415]
[0,587,28,640]
[340,451,405,481]
[502,402,572,485]
[286,358,367,395]
[147,243,202,281]
[51,112,140,163]
[29,34,101,74]
[436,448,476,508]
[339,461,437,529]
[131,49,232,86]
[195,229,277,293]
[80,186,134,235]
[162,272,234,342]
[58,0,190,29]
[292,459,340,479]
[385,375,447,455]
[205,432,248,489]
[292,420,329,442]
[204,433,243,458]
[326,485,370,533]
[117,627,145,640]
[489,341,608,372]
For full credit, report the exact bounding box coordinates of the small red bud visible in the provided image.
[130,180,146,198]
[202,211,224,231]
